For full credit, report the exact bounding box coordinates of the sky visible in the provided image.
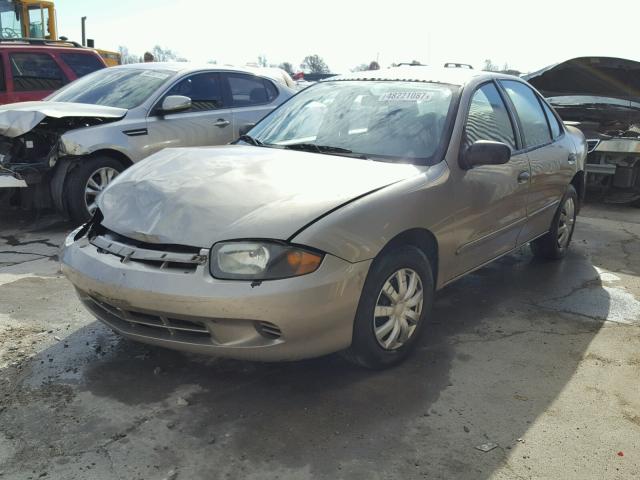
[55,0,640,74]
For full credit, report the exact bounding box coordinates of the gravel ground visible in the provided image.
[0,203,638,480]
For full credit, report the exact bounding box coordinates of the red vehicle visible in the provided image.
[0,39,107,105]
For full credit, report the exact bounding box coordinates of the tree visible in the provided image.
[300,54,330,74]
[257,55,268,67]
[151,45,181,62]
[352,63,369,72]
[117,46,138,64]
[483,59,499,72]
[278,62,294,75]
[207,59,218,65]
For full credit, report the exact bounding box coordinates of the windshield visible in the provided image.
[0,0,22,38]
[250,80,458,164]
[49,68,175,109]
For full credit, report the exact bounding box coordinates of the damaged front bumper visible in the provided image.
[60,227,370,362]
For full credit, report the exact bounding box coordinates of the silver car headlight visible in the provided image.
[210,241,324,280]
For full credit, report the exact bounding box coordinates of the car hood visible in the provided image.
[525,57,640,136]
[98,145,424,248]
[0,101,127,138]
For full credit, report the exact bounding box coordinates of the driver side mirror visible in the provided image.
[460,140,511,170]
[159,95,192,114]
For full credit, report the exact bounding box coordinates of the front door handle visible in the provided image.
[567,153,577,164]
[517,171,530,184]
[213,119,230,128]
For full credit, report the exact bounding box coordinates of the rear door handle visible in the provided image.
[517,171,530,184]
[213,119,230,128]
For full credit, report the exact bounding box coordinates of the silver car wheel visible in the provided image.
[373,268,424,350]
[85,167,119,214]
[557,197,576,248]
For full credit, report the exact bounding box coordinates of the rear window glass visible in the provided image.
[60,53,105,78]
[10,52,67,92]
[227,74,277,107]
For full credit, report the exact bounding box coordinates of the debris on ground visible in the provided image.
[475,442,498,453]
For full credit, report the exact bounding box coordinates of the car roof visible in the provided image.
[327,66,521,87]
[0,43,100,54]
[115,62,273,76]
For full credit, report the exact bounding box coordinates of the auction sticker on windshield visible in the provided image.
[379,92,432,102]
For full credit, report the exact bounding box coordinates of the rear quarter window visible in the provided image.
[60,53,105,78]
[10,52,67,92]
[227,73,278,107]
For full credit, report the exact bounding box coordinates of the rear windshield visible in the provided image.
[49,68,175,109]
[60,53,105,77]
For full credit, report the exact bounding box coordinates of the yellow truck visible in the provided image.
[0,0,121,66]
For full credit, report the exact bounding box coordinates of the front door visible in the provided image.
[451,82,530,278]
[146,72,234,156]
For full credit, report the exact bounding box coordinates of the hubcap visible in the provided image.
[373,268,424,350]
[557,197,576,248]
[84,167,119,215]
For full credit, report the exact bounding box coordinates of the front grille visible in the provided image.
[255,321,282,339]
[85,296,213,344]
[91,230,207,274]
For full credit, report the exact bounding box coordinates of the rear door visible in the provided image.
[145,72,235,156]
[498,80,575,242]
[6,51,68,103]
[451,81,531,276]
[224,72,281,137]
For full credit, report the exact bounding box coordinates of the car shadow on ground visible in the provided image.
[0,217,613,479]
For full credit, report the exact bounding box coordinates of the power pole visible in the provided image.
[81,16,86,46]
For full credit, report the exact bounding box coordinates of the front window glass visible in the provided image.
[465,83,516,150]
[251,80,458,164]
[165,72,223,111]
[501,80,552,147]
[49,68,175,109]
[0,0,23,38]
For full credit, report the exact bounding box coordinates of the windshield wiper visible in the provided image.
[236,134,263,146]
[283,143,367,158]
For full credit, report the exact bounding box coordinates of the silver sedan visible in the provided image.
[0,63,294,223]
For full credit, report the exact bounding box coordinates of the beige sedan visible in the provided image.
[61,67,587,368]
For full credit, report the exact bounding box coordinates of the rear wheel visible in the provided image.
[345,246,434,369]
[531,185,578,260]
[65,156,123,224]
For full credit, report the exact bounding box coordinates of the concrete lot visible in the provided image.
[0,203,638,480]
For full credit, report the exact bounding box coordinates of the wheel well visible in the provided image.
[571,171,586,211]
[89,149,133,168]
[379,229,439,286]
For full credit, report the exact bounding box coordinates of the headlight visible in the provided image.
[210,241,324,280]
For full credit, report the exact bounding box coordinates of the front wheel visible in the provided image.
[344,246,434,369]
[531,184,578,260]
[65,156,124,224]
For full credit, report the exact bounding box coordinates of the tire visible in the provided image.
[65,156,124,224]
[344,245,434,369]
[531,184,578,260]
